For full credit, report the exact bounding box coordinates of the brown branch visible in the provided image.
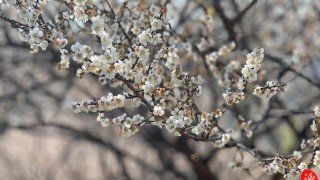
[231,0,258,24]
[115,74,153,111]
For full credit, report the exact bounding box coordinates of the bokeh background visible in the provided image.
[0,0,320,179]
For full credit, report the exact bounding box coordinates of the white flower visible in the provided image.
[114,61,124,74]
[253,81,286,99]
[221,133,230,144]
[241,65,258,82]
[153,105,165,116]
[240,48,264,83]
[136,46,150,62]
[74,6,88,22]
[138,29,152,46]
[82,45,94,58]
[142,81,154,93]
[90,55,103,67]
[114,94,126,107]
[57,49,70,69]
[313,151,320,167]
[218,42,235,56]
[151,18,163,31]
[29,27,44,43]
[293,151,302,159]
[192,123,205,135]
[73,50,85,62]
[91,16,104,36]
[246,56,261,69]
[55,38,68,48]
[165,52,179,70]
[223,91,245,106]
[71,42,82,52]
[298,162,307,170]
[101,118,110,127]
[152,33,162,44]
[253,85,263,96]
[101,32,113,50]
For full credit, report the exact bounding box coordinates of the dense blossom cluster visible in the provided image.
[238,47,264,90]
[223,48,271,105]
[262,154,300,178]
[1,0,319,179]
[313,151,320,167]
[1,0,68,53]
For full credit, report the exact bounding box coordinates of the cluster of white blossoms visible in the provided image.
[213,133,231,148]
[262,155,300,179]
[222,48,265,106]
[253,81,286,99]
[72,93,126,113]
[49,1,208,137]
[240,47,264,84]
[1,0,69,53]
[313,150,320,167]
[166,107,193,136]
[223,91,245,106]
[97,112,145,137]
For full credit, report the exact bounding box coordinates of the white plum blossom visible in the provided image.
[71,42,82,52]
[101,32,113,50]
[151,18,163,31]
[241,65,258,82]
[241,48,264,83]
[142,81,154,93]
[29,27,44,43]
[55,38,68,48]
[57,49,70,69]
[138,29,152,46]
[297,162,308,170]
[213,133,230,148]
[136,46,150,62]
[74,6,88,22]
[91,16,105,36]
[153,105,165,116]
